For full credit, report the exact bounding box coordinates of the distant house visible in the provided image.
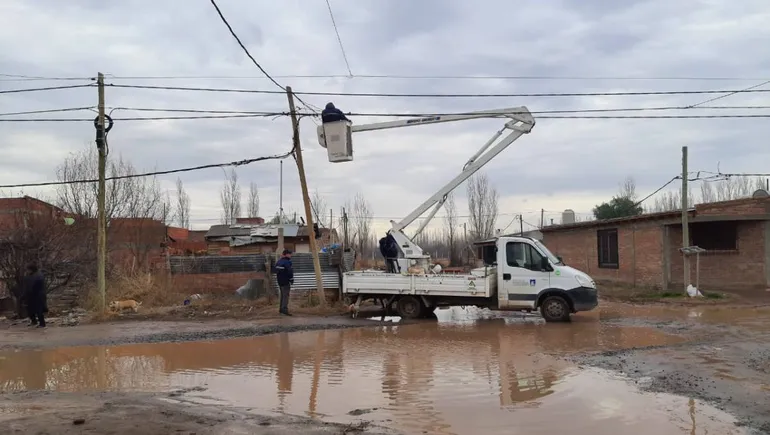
[204,218,338,255]
[539,197,770,293]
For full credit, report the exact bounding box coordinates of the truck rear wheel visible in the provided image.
[540,296,571,323]
[396,296,424,319]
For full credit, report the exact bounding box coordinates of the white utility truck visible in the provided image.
[317,107,598,322]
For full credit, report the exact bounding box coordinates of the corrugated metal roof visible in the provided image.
[205,224,252,238]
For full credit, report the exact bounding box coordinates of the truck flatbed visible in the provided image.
[343,268,497,299]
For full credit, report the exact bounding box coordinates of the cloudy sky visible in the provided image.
[2,0,770,234]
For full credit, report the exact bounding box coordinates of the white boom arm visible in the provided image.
[317,107,535,269]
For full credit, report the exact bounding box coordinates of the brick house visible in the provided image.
[540,197,770,293]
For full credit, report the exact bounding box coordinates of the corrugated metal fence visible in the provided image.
[168,253,341,292]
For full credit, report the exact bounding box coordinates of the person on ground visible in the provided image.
[274,249,294,316]
[321,102,350,124]
[23,262,47,328]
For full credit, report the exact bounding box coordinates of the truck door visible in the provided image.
[498,241,550,309]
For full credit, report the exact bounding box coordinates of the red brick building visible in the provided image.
[540,197,770,294]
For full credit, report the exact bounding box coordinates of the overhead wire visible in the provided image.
[103,83,770,98]
[4,73,769,82]
[686,79,770,108]
[0,150,294,189]
[0,84,93,94]
[324,0,353,77]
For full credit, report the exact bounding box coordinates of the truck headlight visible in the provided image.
[575,274,595,289]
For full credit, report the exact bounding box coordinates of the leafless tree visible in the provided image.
[246,182,260,218]
[466,173,499,241]
[0,210,94,317]
[55,145,168,223]
[347,192,373,256]
[219,168,241,225]
[618,176,637,201]
[174,178,191,229]
[648,176,769,212]
[443,193,460,266]
[310,189,329,227]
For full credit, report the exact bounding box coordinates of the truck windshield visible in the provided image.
[533,240,562,265]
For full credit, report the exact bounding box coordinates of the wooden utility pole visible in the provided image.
[96,73,107,312]
[540,209,544,228]
[681,146,690,291]
[286,86,326,307]
[519,214,524,235]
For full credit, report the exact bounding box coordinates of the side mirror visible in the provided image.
[557,256,563,263]
[540,257,550,271]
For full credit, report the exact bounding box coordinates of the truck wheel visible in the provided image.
[396,296,424,319]
[540,296,570,323]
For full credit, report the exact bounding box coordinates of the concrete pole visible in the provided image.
[96,73,107,312]
[681,146,690,291]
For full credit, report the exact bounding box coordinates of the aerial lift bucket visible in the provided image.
[317,120,353,163]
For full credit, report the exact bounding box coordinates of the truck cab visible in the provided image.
[485,236,598,322]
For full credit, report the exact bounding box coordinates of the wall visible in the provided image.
[667,221,767,291]
[543,222,665,288]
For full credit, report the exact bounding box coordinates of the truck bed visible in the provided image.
[343,267,497,299]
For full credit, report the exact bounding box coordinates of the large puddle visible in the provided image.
[0,308,746,434]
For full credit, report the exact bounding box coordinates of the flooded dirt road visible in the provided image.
[2,305,762,435]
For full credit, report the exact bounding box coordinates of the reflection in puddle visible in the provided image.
[0,314,744,435]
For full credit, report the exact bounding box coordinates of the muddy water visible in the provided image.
[0,309,745,435]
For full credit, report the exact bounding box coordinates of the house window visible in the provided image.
[597,229,619,269]
[690,221,738,251]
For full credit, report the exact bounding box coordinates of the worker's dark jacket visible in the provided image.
[23,272,47,311]
[321,107,349,123]
[274,257,294,286]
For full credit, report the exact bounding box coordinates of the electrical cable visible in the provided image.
[686,79,770,108]
[324,0,353,77]
[104,83,770,98]
[632,176,681,208]
[0,150,294,189]
[5,73,769,82]
[0,106,95,117]
[0,84,93,94]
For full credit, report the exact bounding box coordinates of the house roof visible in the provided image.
[541,209,687,232]
[205,224,252,238]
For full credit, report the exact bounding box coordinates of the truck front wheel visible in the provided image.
[540,296,571,323]
[396,296,424,319]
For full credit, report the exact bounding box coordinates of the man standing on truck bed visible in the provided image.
[274,249,294,316]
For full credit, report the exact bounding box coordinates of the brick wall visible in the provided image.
[543,222,665,288]
[667,221,767,290]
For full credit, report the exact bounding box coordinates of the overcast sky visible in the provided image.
[2,0,770,233]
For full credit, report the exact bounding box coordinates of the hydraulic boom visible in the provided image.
[317,107,535,271]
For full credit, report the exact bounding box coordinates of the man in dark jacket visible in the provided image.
[321,102,350,124]
[23,262,47,328]
[273,249,294,316]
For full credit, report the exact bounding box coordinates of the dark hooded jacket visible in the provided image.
[321,102,349,123]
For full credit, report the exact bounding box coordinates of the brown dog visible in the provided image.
[109,299,142,313]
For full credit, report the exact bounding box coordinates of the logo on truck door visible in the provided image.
[529,279,536,286]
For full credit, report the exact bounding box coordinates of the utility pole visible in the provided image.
[681,146,690,291]
[540,209,544,228]
[96,72,107,312]
[519,214,524,235]
[463,222,468,265]
[286,86,326,307]
[329,208,334,244]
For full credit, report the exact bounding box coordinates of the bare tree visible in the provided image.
[466,173,499,241]
[219,168,241,225]
[347,192,373,256]
[443,193,460,266]
[55,145,167,223]
[0,210,94,317]
[310,189,329,227]
[619,176,637,201]
[700,181,716,204]
[246,182,260,218]
[175,178,191,229]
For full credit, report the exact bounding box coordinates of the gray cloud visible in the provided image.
[2,0,770,232]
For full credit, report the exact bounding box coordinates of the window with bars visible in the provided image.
[597,229,619,269]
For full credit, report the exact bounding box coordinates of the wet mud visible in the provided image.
[570,303,770,434]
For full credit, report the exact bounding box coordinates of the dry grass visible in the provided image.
[597,281,733,305]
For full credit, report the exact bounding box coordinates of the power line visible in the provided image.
[104,83,770,98]
[633,176,681,208]
[0,150,293,189]
[5,73,769,82]
[208,0,285,91]
[0,84,93,94]
[686,79,770,108]
[0,106,95,117]
[324,0,353,77]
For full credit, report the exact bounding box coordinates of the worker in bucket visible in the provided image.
[321,102,350,123]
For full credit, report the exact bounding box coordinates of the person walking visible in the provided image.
[23,262,47,328]
[274,249,294,316]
